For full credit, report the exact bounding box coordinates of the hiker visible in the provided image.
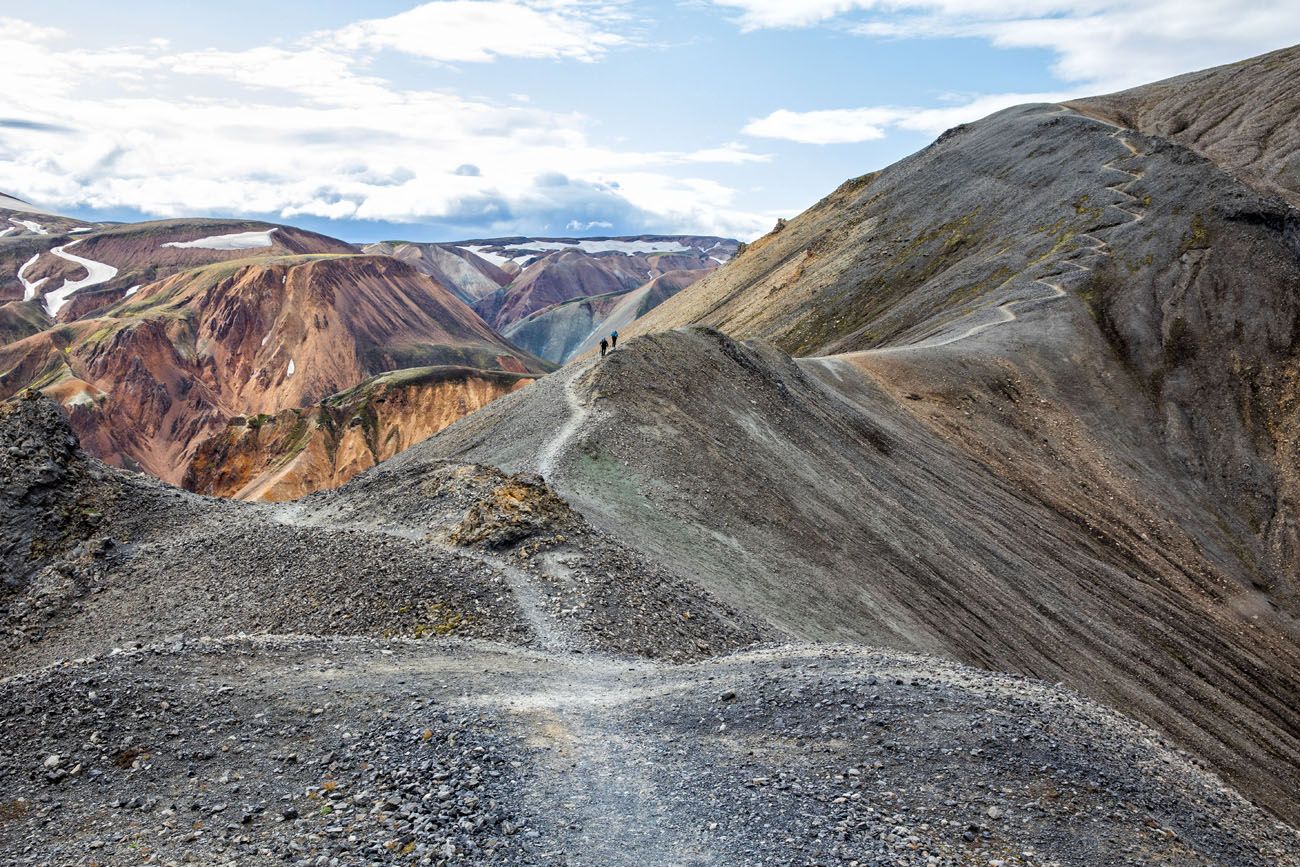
[610,330,619,350]
[600,337,608,357]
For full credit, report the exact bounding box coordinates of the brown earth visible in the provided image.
[185,365,537,501]
[476,249,719,330]
[0,253,548,484]
[0,217,354,314]
[363,241,510,304]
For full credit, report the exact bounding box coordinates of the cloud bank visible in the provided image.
[728,0,1300,144]
[0,8,773,241]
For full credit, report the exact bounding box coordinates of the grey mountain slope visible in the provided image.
[4,394,1299,864]
[389,100,1300,823]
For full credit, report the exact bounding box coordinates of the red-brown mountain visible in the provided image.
[0,251,548,485]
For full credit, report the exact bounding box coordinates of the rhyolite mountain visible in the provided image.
[2,208,730,496]
[5,45,1300,864]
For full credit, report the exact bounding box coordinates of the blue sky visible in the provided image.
[3,1,1299,242]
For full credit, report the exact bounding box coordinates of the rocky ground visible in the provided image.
[4,390,1300,864]
[1,639,1297,866]
[1,392,763,676]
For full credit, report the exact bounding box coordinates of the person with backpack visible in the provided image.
[599,337,608,357]
[610,330,619,349]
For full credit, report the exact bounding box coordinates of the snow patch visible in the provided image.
[9,218,46,235]
[43,240,120,317]
[69,227,95,233]
[0,227,16,239]
[123,284,141,298]
[162,227,278,250]
[460,245,515,268]
[18,253,47,301]
[532,239,694,255]
[287,358,296,376]
[261,332,271,346]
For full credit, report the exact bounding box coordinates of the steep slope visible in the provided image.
[362,240,510,304]
[4,394,1298,865]
[0,254,548,483]
[631,99,1300,587]
[185,365,537,501]
[1067,43,1300,207]
[502,270,699,363]
[404,92,1300,823]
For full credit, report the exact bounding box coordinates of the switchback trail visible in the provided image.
[813,108,1148,363]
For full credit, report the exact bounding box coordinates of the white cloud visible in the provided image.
[744,108,895,144]
[715,1,1300,92]
[332,1,628,63]
[0,13,768,241]
[744,91,1070,143]
[679,143,773,164]
[724,0,1300,148]
[711,0,872,30]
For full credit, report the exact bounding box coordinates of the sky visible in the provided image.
[2,1,1299,243]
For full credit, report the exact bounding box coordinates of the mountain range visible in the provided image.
[0,216,729,499]
[4,43,1300,866]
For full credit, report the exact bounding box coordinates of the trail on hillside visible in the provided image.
[268,499,724,863]
[819,112,1148,361]
[479,657,722,866]
[537,366,591,480]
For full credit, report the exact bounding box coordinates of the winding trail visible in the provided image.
[537,368,590,480]
[820,109,1148,362]
[267,504,581,656]
[268,501,718,863]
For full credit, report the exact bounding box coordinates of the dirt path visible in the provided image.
[537,365,591,480]
[269,500,718,863]
[477,657,721,866]
[268,503,583,655]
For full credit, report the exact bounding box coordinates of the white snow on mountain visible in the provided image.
[43,240,120,316]
[162,228,278,250]
[9,218,47,235]
[18,253,47,301]
[527,239,694,255]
